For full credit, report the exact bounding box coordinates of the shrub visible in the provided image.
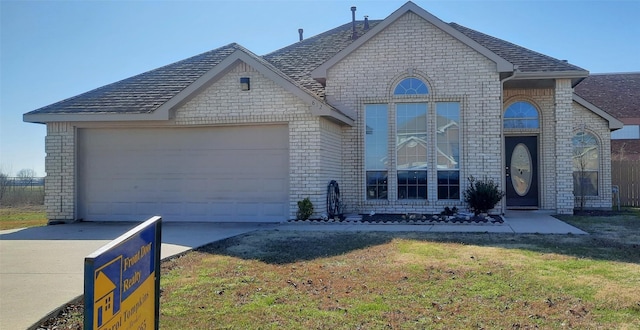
[296,197,314,220]
[463,176,505,215]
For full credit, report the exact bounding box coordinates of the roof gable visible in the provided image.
[311,1,514,83]
[24,43,354,125]
[573,93,624,130]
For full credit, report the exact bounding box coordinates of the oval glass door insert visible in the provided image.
[511,143,532,196]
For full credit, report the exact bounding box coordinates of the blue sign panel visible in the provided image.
[84,216,161,330]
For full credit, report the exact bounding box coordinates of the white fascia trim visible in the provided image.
[513,71,589,80]
[23,111,167,124]
[573,94,624,130]
[311,1,513,81]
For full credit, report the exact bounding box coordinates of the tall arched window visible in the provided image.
[394,78,428,95]
[572,131,599,196]
[504,101,539,129]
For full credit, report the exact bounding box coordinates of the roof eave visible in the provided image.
[572,93,624,130]
[23,111,168,124]
[514,70,589,80]
[311,1,513,82]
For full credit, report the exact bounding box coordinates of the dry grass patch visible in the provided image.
[159,231,640,329]
[0,205,46,230]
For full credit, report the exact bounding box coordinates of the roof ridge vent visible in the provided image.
[351,6,358,40]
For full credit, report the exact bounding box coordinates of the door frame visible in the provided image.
[504,134,540,209]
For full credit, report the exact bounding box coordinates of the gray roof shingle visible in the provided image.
[448,23,586,73]
[263,20,381,97]
[574,73,640,120]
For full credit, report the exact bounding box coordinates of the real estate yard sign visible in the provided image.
[84,216,162,330]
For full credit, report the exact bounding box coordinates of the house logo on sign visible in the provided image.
[93,256,122,329]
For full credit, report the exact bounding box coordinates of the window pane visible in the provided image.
[504,101,539,129]
[437,170,460,200]
[397,103,428,170]
[366,171,388,200]
[436,102,460,169]
[573,131,599,196]
[394,78,428,95]
[573,171,598,196]
[397,170,427,199]
[365,104,388,170]
[572,132,599,171]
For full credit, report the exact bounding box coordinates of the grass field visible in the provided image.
[35,208,640,329]
[0,205,46,230]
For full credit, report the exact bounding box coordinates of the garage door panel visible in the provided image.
[79,126,289,222]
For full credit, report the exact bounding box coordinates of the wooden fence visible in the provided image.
[611,160,640,207]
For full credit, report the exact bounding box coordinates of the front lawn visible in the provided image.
[36,210,640,329]
[159,213,639,329]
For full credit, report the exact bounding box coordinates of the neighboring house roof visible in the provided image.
[574,73,640,123]
[24,1,590,122]
[612,139,640,161]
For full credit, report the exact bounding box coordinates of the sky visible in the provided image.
[1,0,639,177]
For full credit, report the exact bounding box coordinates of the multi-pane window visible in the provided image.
[436,102,460,199]
[365,77,462,202]
[504,101,539,129]
[572,131,599,196]
[397,103,428,199]
[365,104,388,199]
[394,78,429,95]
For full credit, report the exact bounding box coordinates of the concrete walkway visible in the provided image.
[0,212,585,329]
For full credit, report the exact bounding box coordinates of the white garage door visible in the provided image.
[78,125,289,222]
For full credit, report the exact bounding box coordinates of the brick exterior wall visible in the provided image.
[326,11,503,215]
[44,122,76,222]
[554,79,575,214]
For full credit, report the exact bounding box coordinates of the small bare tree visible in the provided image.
[16,168,37,187]
[572,130,597,212]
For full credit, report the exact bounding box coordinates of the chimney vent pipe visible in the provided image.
[298,28,303,41]
[364,15,369,30]
[351,6,358,40]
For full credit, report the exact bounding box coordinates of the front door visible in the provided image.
[505,136,538,208]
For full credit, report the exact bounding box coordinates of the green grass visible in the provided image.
[158,213,640,329]
[0,205,46,230]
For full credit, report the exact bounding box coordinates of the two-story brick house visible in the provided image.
[24,2,622,223]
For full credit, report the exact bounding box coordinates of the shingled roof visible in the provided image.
[263,20,381,98]
[26,43,240,115]
[448,23,585,73]
[25,5,589,118]
[574,73,640,121]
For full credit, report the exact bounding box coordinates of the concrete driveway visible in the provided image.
[0,221,275,330]
[0,212,584,329]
